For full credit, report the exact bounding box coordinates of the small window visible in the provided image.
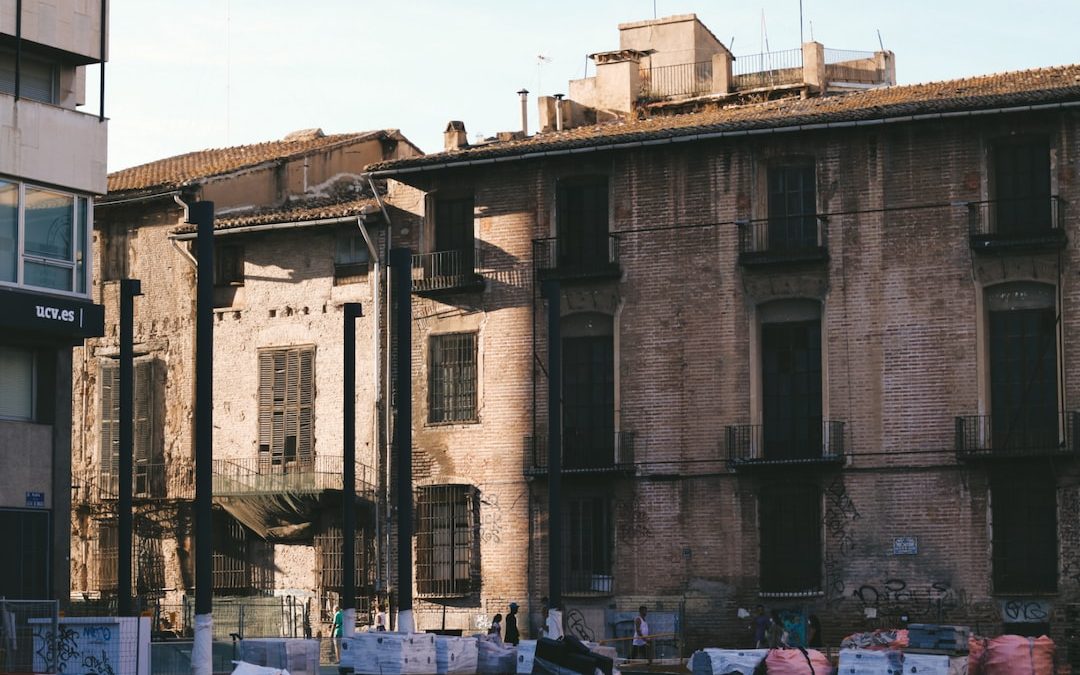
[0,509,50,600]
[0,345,35,421]
[215,244,245,286]
[992,469,1057,593]
[0,180,90,295]
[257,346,315,467]
[334,230,370,284]
[429,332,478,423]
[564,495,613,593]
[767,164,818,251]
[101,223,130,282]
[416,484,477,596]
[759,482,821,594]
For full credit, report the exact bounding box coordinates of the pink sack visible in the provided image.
[968,635,988,675]
[764,648,832,674]
[982,634,1054,675]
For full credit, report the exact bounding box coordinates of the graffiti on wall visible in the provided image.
[824,477,860,602]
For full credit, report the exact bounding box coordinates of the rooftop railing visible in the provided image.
[639,60,714,100]
[732,48,804,89]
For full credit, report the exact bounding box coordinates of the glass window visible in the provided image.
[334,230,370,284]
[0,345,35,421]
[0,181,15,283]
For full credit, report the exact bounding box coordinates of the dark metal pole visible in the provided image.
[342,302,362,649]
[15,0,22,101]
[192,201,215,675]
[389,248,413,631]
[117,278,141,616]
[542,279,562,608]
[99,0,107,121]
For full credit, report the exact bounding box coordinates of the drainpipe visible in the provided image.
[354,215,382,598]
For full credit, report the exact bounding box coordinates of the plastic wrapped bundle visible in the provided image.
[902,652,950,675]
[982,635,1054,675]
[347,632,438,675]
[516,640,537,674]
[477,636,517,674]
[765,648,832,674]
[690,648,769,675]
[436,635,479,674]
[838,648,905,675]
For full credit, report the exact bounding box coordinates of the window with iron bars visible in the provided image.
[416,484,478,596]
[992,468,1057,593]
[759,482,822,594]
[258,346,315,468]
[428,333,477,423]
[563,496,613,593]
[315,520,373,623]
[91,520,166,599]
[212,513,274,596]
[100,358,162,497]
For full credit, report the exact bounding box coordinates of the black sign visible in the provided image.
[0,288,105,338]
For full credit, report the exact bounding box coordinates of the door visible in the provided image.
[762,319,822,460]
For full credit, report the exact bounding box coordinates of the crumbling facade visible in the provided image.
[71,128,421,638]
[366,13,1080,665]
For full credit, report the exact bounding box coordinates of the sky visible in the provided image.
[88,0,1080,172]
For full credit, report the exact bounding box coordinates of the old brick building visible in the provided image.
[366,13,1080,661]
[71,128,421,637]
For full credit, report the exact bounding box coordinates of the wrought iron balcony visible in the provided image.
[533,234,621,281]
[523,431,635,476]
[726,421,846,468]
[639,60,714,100]
[955,412,1080,460]
[411,248,483,293]
[76,463,194,503]
[212,455,376,498]
[737,215,829,266]
[965,196,1065,253]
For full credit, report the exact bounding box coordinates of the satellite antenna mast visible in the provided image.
[537,53,553,93]
[799,0,804,44]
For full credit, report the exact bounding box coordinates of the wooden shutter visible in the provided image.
[298,347,314,466]
[258,347,314,468]
[133,359,157,497]
[99,360,119,495]
[257,350,274,469]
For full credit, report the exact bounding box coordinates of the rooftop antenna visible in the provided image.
[799,0,804,44]
[877,29,885,51]
[729,36,736,53]
[810,20,814,41]
[653,0,657,19]
[225,0,231,144]
[760,10,770,54]
[537,53,553,94]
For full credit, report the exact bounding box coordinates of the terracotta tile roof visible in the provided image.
[368,64,1080,173]
[108,129,394,197]
[171,195,381,236]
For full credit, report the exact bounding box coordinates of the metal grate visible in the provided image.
[212,515,274,596]
[315,520,373,623]
[429,333,478,423]
[416,484,477,596]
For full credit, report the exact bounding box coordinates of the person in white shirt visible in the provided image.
[631,605,650,661]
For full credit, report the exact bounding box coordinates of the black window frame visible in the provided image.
[759,482,822,594]
[991,137,1052,236]
[556,176,611,271]
[415,484,478,597]
[428,332,478,424]
[766,163,818,251]
[214,244,245,286]
[434,195,476,271]
[991,468,1057,594]
[562,331,615,469]
[563,495,613,594]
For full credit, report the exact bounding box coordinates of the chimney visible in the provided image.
[517,89,530,136]
[553,94,565,131]
[444,121,468,152]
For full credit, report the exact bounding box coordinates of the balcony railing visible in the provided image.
[955,412,1079,460]
[737,215,829,265]
[732,48,804,89]
[523,431,635,476]
[726,421,846,467]
[533,234,621,280]
[212,455,376,497]
[639,60,714,100]
[965,196,1065,252]
[411,248,483,293]
[823,49,882,84]
[76,463,194,503]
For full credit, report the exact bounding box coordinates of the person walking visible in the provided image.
[752,605,770,648]
[806,614,822,649]
[767,610,787,649]
[505,603,521,645]
[631,605,650,661]
[331,605,343,661]
[488,613,503,642]
[374,604,387,631]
